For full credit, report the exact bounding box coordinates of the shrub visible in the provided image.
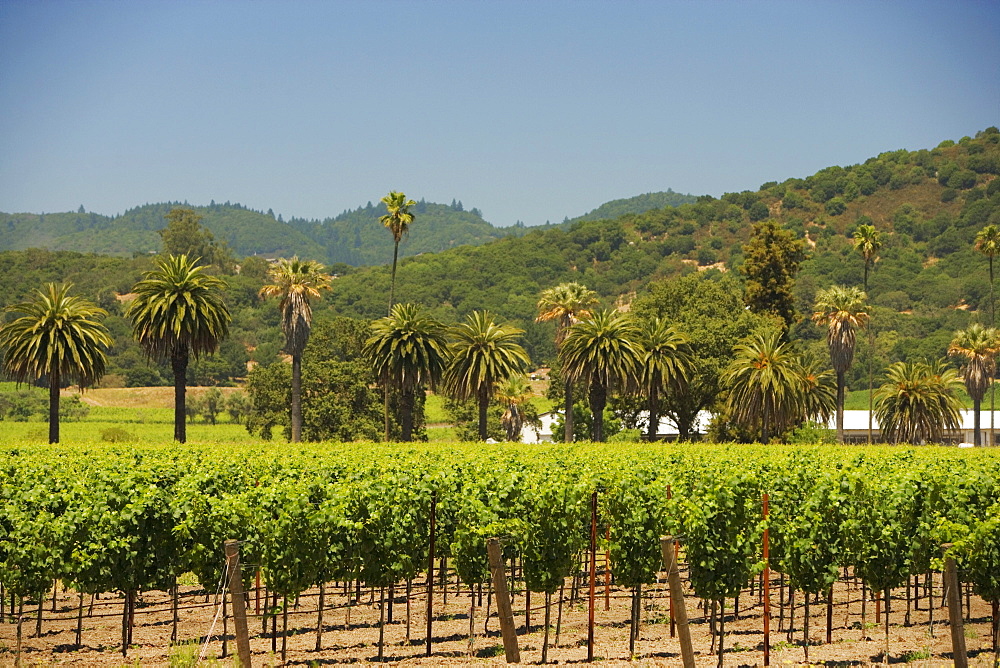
[824,197,847,216]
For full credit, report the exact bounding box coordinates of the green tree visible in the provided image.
[812,285,870,443]
[740,220,807,330]
[364,303,448,441]
[631,273,776,439]
[127,254,231,443]
[560,309,643,442]
[244,361,291,440]
[535,282,599,442]
[948,324,1000,446]
[0,283,112,443]
[874,360,963,444]
[724,331,811,442]
[379,191,417,314]
[444,311,530,440]
[637,317,693,441]
[158,207,232,269]
[259,257,332,442]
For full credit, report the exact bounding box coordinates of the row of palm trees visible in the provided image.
[0,255,233,443]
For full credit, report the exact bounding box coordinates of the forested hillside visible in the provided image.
[562,189,698,225]
[0,129,997,392]
[0,202,324,259]
[286,199,504,265]
[0,191,699,267]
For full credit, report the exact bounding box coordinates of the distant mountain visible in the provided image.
[562,190,698,225]
[287,199,505,266]
[0,191,697,265]
[0,202,325,259]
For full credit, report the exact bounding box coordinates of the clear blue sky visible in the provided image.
[1,0,997,227]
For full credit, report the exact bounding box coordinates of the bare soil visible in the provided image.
[2,563,997,667]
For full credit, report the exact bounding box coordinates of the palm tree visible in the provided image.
[364,303,449,441]
[798,354,838,427]
[495,374,535,441]
[853,223,882,445]
[0,284,112,443]
[560,309,643,442]
[637,317,693,441]
[724,331,808,442]
[127,254,231,443]
[380,191,417,314]
[812,285,870,443]
[536,282,599,442]
[444,311,530,440]
[259,257,332,442]
[853,224,882,293]
[875,360,963,444]
[948,324,1000,446]
[975,224,1000,444]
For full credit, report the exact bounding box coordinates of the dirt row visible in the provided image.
[0,566,997,667]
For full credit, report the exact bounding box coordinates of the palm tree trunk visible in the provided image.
[478,387,489,440]
[865,264,874,445]
[589,381,606,442]
[384,387,391,441]
[401,387,414,442]
[172,344,188,443]
[646,389,659,442]
[564,379,574,442]
[836,369,845,444]
[291,352,302,442]
[388,240,400,315]
[48,368,60,444]
[973,395,982,446]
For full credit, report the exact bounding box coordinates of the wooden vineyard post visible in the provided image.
[943,546,968,668]
[667,484,675,638]
[588,491,597,662]
[224,540,253,668]
[763,492,771,667]
[426,490,436,657]
[487,538,520,663]
[605,525,611,611]
[661,536,696,668]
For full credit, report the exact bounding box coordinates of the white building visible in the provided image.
[520,411,713,443]
[831,409,1000,445]
[521,408,1000,445]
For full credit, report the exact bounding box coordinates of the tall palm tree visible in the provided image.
[259,257,332,442]
[380,191,417,314]
[875,360,963,444]
[812,285,870,443]
[637,317,693,441]
[975,225,1000,326]
[948,324,1000,446]
[444,311,530,440]
[0,284,112,443]
[127,254,231,443]
[536,282,599,442]
[560,309,643,442]
[364,303,449,441]
[975,224,1000,444]
[724,330,808,442]
[495,374,535,441]
[853,223,882,445]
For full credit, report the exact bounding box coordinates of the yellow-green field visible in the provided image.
[0,384,558,445]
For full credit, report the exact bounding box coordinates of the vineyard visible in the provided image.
[1,442,999,666]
